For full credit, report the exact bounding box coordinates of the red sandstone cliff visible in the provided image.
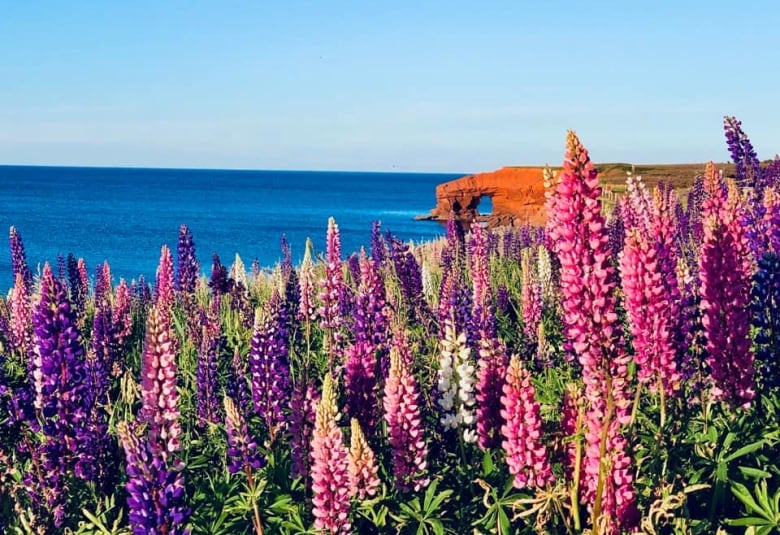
[424,167,547,228]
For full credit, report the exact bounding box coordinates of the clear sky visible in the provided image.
[1,1,778,172]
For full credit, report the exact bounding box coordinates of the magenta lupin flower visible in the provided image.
[546,131,635,531]
[154,245,176,316]
[699,162,755,408]
[560,383,585,485]
[310,373,352,534]
[384,330,429,492]
[619,184,682,404]
[500,355,554,489]
[348,418,380,500]
[138,305,182,461]
[344,340,378,433]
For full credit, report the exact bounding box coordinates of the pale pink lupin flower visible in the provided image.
[9,273,32,358]
[138,305,182,461]
[310,373,352,534]
[348,418,380,500]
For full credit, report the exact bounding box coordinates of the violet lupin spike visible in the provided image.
[310,373,352,534]
[9,226,33,293]
[31,263,89,526]
[249,296,292,440]
[117,421,190,535]
[196,323,221,428]
[289,377,320,481]
[475,332,508,450]
[469,221,492,334]
[223,395,264,474]
[176,224,199,295]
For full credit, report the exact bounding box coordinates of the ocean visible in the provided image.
[0,166,463,284]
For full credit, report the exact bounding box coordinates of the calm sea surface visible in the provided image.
[0,166,462,284]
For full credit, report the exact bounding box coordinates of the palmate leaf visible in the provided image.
[727,480,780,530]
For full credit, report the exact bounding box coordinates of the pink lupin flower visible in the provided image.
[500,355,554,489]
[348,418,380,500]
[113,279,133,348]
[546,131,636,532]
[9,273,32,358]
[298,238,317,324]
[383,330,429,492]
[469,221,491,330]
[138,305,182,461]
[318,217,345,368]
[289,378,320,481]
[520,249,543,343]
[560,383,585,486]
[310,373,352,534]
[698,162,755,408]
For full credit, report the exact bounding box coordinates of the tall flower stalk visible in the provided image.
[698,162,755,408]
[546,131,636,533]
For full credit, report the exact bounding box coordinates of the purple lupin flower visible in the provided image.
[138,305,182,461]
[31,263,89,526]
[66,253,86,321]
[724,115,762,191]
[289,377,320,480]
[9,226,33,293]
[280,234,301,333]
[699,162,755,408]
[118,421,190,535]
[764,155,780,189]
[384,329,429,492]
[196,317,221,428]
[223,395,264,475]
[249,294,292,440]
[387,234,432,326]
[370,220,386,266]
[353,250,389,349]
[176,224,199,295]
[344,341,378,433]
[208,252,231,298]
[521,249,543,344]
[475,332,508,450]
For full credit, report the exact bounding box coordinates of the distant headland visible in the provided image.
[417,162,733,228]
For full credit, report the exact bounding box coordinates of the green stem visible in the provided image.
[570,404,584,532]
[245,465,265,535]
[591,373,615,535]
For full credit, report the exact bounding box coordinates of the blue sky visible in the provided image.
[1,1,778,172]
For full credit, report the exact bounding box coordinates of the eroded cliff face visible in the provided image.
[426,167,547,228]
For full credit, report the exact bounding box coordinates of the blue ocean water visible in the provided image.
[0,166,462,285]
